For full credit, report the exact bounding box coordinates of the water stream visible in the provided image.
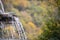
[0,0,27,40]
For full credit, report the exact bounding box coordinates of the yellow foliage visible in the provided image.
[27,33,35,40]
[37,28,43,35]
[21,19,26,26]
[3,0,30,7]
[12,0,30,7]
[28,22,36,29]
[11,7,22,16]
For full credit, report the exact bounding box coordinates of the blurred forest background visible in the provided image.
[1,0,60,40]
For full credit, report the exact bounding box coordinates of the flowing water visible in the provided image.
[0,0,4,13]
[0,0,27,40]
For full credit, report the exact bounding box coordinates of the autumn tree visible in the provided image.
[37,0,60,40]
